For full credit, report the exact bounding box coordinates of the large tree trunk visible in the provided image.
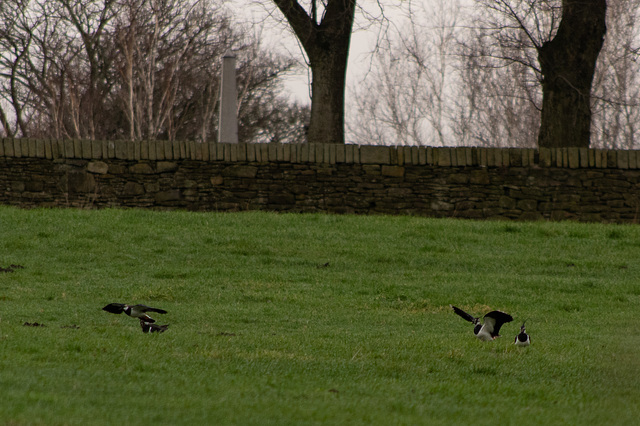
[306,35,351,144]
[537,0,607,148]
[273,0,356,144]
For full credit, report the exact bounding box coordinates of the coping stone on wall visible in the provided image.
[62,139,72,158]
[345,144,355,163]
[13,139,22,157]
[360,145,391,164]
[617,150,628,169]
[34,139,43,157]
[608,151,617,168]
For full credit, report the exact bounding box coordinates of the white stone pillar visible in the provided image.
[218,50,238,144]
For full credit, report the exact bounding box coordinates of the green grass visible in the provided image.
[1,206,639,425]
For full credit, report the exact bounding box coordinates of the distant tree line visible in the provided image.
[349,0,638,149]
[0,0,309,143]
[1,0,636,148]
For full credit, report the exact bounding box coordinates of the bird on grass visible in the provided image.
[514,321,530,346]
[450,305,513,341]
[102,303,167,323]
[139,319,169,333]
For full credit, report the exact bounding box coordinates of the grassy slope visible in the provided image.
[0,207,639,425]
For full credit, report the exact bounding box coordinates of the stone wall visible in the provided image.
[1,138,640,222]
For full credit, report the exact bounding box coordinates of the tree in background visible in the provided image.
[348,0,459,146]
[536,0,607,148]
[590,0,640,148]
[0,0,308,142]
[271,0,356,145]
[349,0,632,149]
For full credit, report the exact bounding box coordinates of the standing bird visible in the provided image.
[450,305,513,341]
[140,319,169,333]
[102,303,168,323]
[514,321,530,346]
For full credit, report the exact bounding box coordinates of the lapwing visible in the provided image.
[514,321,530,346]
[139,319,169,333]
[102,303,167,323]
[450,305,513,341]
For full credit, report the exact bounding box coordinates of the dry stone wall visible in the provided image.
[1,138,640,222]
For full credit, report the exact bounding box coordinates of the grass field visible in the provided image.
[1,206,639,425]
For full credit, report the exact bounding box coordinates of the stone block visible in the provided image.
[222,165,258,178]
[155,190,181,203]
[360,145,391,164]
[74,139,83,158]
[91,140,102,159]
[116,140,129,159]
[260,144,269,162]
[36,139,46,158]
[517,199,538,211]
[420,147,428,165]
[617,150,629,169]
[123,181,145,196]
[568,148,580,169]
[431,200,453,211]
[327,144,336,164]
[87,161,109,174]
[153,141,164,161]
[315,144,324,163]
[539,148,551,167]
[509,149,522,166]
[129,163,154,174]
[268,143,278,162]
[381,165,405,177]
[345,144,355,163]
[299,144,309,163]
[161,141,171,160]
[308,144,316,162]
[81,140,92,159]
[64,139,74,158]
[629,150,637,169]
[45,139,53,159]
[579,148,589,168]
[51,139,60,158]
[448,173,469,184]
[456,148,468,166]
[246,143,256,162]
[335,144,345,163]
[237,143,248,162]
[470,170,490,185]
[478,148,488,166]
[436,148,451,166]
[157,161,178,173]
[63,170,95,193]
[229,143,239,162]
[502,149,510,166]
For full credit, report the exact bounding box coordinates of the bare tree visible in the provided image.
[536,0,607,148]
[270,0,357,144]
[0,0,306,142]
[590,0,640,149]
[347,0,460,146]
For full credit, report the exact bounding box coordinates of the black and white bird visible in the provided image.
[102,303,168,323]
[450,305,513,341]
[139,319,169,333]
[514,321,530,346]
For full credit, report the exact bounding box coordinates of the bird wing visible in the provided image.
[483,310,513,337]
[102,303,126,314]
[450,305,477,323]
[133,304,168,314]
